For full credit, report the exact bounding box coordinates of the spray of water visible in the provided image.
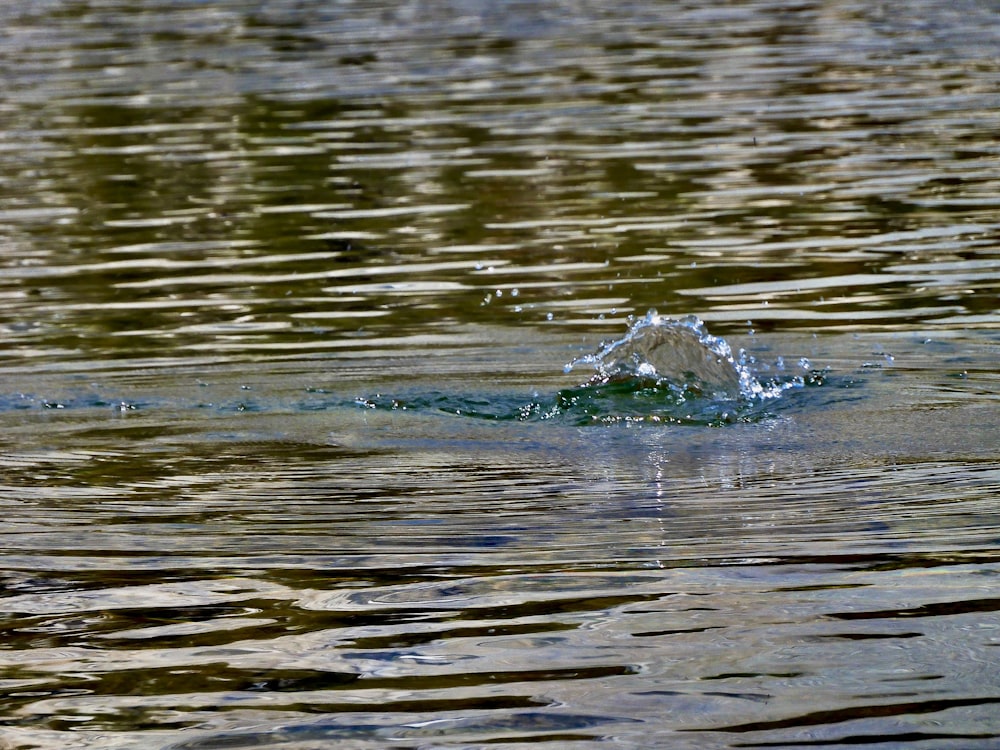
[565,310,804,404]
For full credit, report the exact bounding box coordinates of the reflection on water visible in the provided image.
[1,0,1000,747]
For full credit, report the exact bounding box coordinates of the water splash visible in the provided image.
[354,313,822,426]
[565,311,792,401]
[542,311,816,424]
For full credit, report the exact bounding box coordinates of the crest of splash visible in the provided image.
[564,311,795,403]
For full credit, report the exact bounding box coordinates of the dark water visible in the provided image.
[2,1,1000,748]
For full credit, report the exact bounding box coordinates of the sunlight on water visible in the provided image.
[1,0,999,747]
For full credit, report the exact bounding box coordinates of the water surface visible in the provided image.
[1,1,999,748]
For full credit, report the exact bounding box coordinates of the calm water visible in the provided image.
[2,1,1000,748]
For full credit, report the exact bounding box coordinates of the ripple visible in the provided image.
[2,0,1000,747]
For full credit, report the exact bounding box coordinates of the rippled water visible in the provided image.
[2,1,1000,748]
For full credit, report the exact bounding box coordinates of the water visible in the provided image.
[2,0,1000,747]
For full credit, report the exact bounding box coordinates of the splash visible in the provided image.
[547,311,813,424]
[565,311,788,401]
[354,312,821,426]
